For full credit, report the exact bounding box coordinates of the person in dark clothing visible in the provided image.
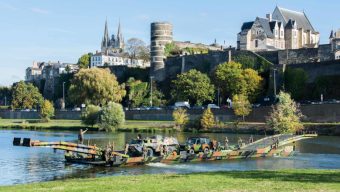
[78,128,88,144]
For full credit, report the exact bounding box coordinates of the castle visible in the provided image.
[237,6,320,51]
[101,20,124,54]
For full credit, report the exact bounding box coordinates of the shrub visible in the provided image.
[200,108,215,130]
[81,105,101,127]
[172,108,189,131]
[100,102,125,131]
[40,100,55,122]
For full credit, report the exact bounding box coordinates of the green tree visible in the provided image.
[77,53,92,69]
[232,94,251,121]
[40,100,55,122]
[142,80,165,107]
[11,81,43,109]
[126,77,148,108]
[82,105,101,127]
[69,68,126,106]
[284,68,308,100]
[100,102,125,132]
[172,108,189,131]
[200,108,215,130]
[0,86,12,106]
[171,69,215,105]
[214,61,262,102]
[164,42,181,57]
[266,91,303,133]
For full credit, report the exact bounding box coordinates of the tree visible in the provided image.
[171,69,215,105]
[40,100,55,122]
[232,94,251,121]
[68,68,126,106]
[266,91,303,133]
[125,38,149,60]
[142,80,165,107]
[200,108,215,130]
[100,102,125,132]
[11,81,43,109]
[214,61,263,102]
[164,42,181,57]
[0,86,12,106]
[126,77,148,108]
[172,108,189,131]
[82,105,101,127]
[77,53,92,69]
[284,68,308,100]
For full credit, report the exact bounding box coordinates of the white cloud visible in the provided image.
[31,7,49,14]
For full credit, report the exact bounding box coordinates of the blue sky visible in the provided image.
[0,0,339,86]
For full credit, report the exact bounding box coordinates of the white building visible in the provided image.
[90,52,149,68]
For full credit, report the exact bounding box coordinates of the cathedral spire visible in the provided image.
[102,18,109,48]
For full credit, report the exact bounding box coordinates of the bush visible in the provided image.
[40,100,55,122]
[200,108,215,130]
[172,108,189,131]
[81,105,101,127]
[100,102,125,131]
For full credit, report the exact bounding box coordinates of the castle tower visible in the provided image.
[150,22,173,81]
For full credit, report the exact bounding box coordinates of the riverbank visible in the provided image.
[0,169,339,192]
[1,119,340,135]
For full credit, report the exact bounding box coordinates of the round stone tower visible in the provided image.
[150,22,173,81]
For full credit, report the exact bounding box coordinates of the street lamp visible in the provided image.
[150,76,154,107]
[273,68,277,97]
[62,82,66,109]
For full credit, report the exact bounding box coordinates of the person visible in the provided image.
[78,128,88,144]
[224,137,229,149]
[238,137,243,147]
[137,134,142,141]
[249,135,254,143]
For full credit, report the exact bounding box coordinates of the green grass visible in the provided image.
[0,119,174,131]
[0,169,339,192]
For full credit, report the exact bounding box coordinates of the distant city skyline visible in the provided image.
[0,0,339,86]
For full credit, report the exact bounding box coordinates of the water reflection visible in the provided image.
[0,129,339,186]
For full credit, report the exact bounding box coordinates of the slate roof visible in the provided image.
[241,21,254,31]
[276,7,315,32]
[257,17,274,38]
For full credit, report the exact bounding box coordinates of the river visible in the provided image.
[0,129,340,186]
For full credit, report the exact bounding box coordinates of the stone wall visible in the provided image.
[286,59,340,83]
[0,110,81,120]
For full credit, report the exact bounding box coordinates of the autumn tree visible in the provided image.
[267,91,304,133]
[125,38,149,61]
[77,53,92,69]
[172,108,189,131]
[69,68,126,106]
[40,100,55,122]
[214,61,262,102]
[232,94,251,121]
[171,69,215,105]
[11,81,43,109]
[200,108,215,130]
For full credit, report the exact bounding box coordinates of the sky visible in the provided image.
[0,0,339,86]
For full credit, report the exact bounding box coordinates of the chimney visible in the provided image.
[266,13,272,21]
[96,50,99,54]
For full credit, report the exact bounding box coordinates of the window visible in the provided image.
[255,40,258,48]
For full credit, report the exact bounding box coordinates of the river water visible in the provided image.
[0,129,340,186]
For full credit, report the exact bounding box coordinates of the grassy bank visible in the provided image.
[1,169,339,192]
[0,119,174,132]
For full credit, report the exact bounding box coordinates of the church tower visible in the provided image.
[115,21,124,49]
[101,19,110,53]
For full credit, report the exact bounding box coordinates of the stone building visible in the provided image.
[237,6,320,51]
[329,29,340,60]
[101,20,124,54]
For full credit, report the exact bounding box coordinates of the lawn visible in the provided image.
[0,169,339,192]
[0,119,174,131]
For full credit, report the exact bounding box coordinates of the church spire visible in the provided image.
[116,19,124,49]
[102,19,109,48]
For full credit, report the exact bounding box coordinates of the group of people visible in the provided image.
[224,135,254,149]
